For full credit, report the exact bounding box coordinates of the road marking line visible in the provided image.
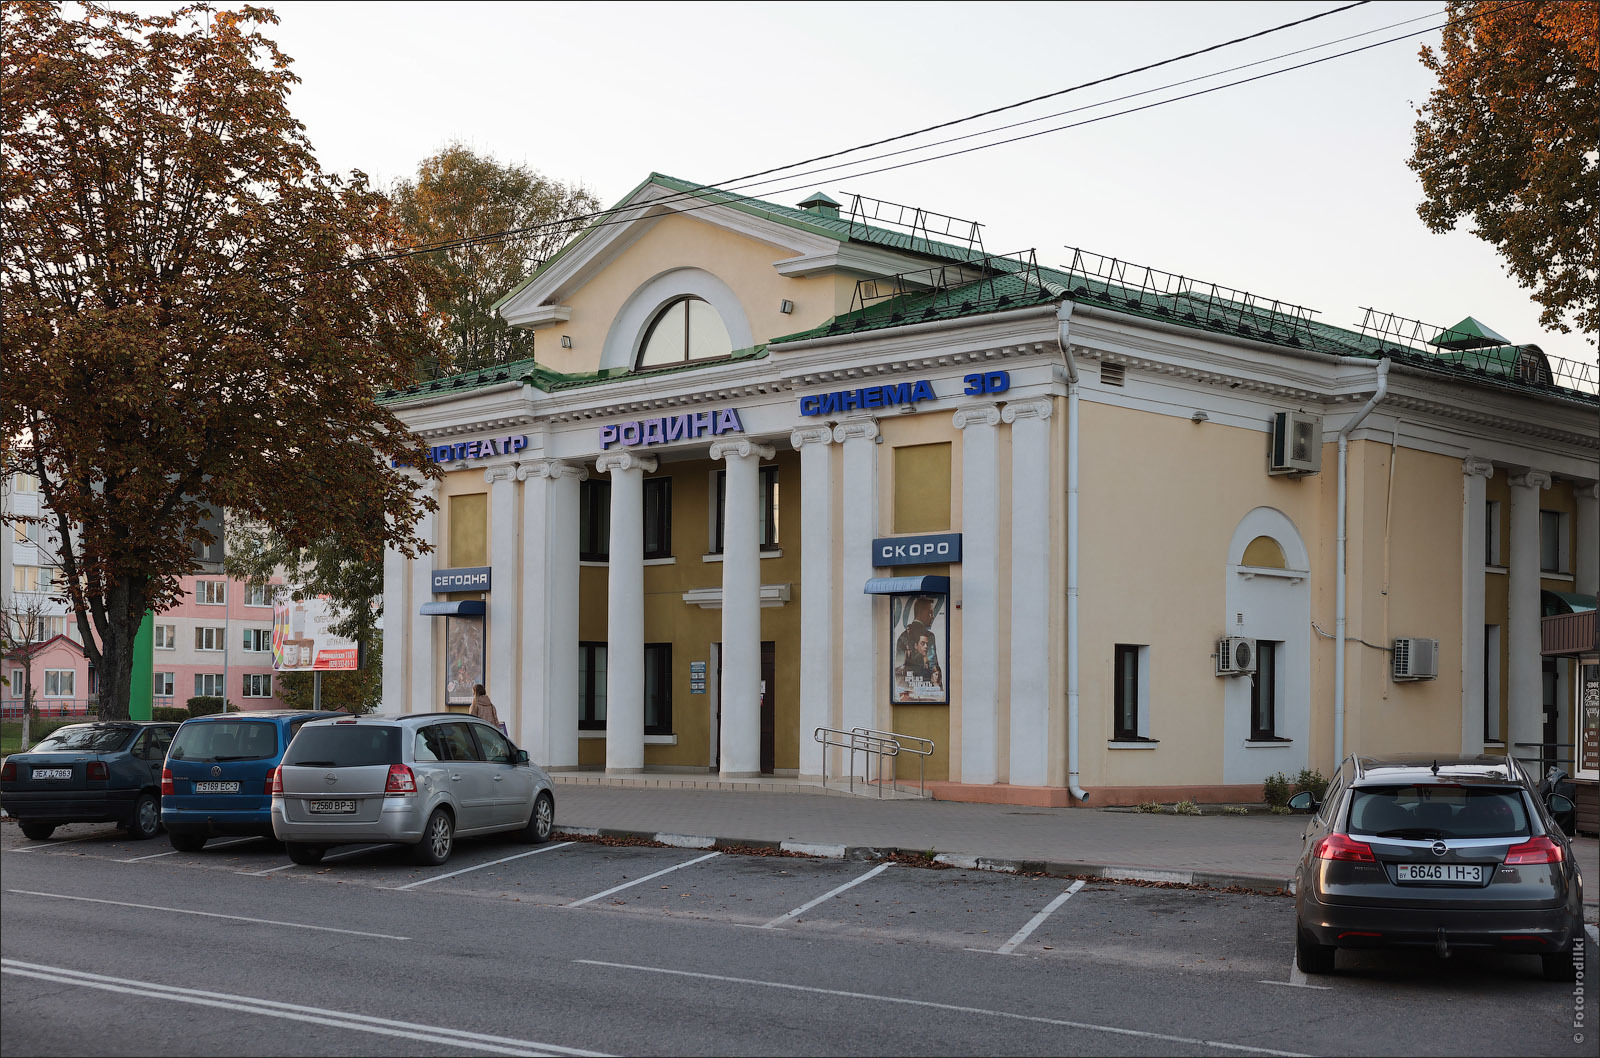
[114,849,179,862]
[238,844,390,876]
[576,960,1307,1057]
[5,890,409,940]
[1,960,607,1058]
[760,862,893,929]
[1258,980,1333,991]
[7,834,100,852]
[387,842,574,891]
[996,880,1084,955]
[567,851,721,908]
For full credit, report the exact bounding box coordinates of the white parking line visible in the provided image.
[760,862,893,929]
[115,835,264,863]
[239,844,391,876]
[5,890,409,940]
[2,960,607,1057]
[995,879,1084,955]
[7,834,100,853]
[386,842,574,891]
[575,960,1307,1057]
[567,851,721,908]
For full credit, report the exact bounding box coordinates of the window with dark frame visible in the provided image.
[644,643,672,735]
[1113,644,1140,741]
[712,465,779,554]
[1539,510,1565,573]
[579,477,672,561]
[1250,641,1282,741]
[635,296,734,370]
[579,642,607,729]
[643,477,672,560]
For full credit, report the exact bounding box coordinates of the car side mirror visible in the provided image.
[1287,791,1319,812]
[1547,793,1574,815]
[515,749,530,765]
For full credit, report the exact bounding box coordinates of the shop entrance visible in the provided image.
[711,642,775,775]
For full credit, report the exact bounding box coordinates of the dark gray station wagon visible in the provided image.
[1,722,179,840]
[1290,754,1584,981]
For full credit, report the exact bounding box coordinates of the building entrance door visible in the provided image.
[711,642,776,775]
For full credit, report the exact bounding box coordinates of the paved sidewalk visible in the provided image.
[551,779,1600,916]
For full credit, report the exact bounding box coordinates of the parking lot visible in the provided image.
[3,816,1594,1057]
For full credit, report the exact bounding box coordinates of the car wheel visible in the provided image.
[19,822,56,841]
[518,791,554,844]
[286,843,325,866]
[1296,923,1336,975]
[1542,950,1578,982]
[126,793,161,840]
[168,831,207,853]
[412,808,454,866]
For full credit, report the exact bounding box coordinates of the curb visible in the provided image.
[553,823,1295,895]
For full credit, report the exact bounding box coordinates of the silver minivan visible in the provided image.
[270,713,555,866]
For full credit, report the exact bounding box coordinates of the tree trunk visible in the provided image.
[92,575,149,722]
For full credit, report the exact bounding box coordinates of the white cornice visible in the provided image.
[508,304,572,330]
[773,243,978,282]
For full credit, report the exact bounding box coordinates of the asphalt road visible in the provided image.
[1,820,1592,1057]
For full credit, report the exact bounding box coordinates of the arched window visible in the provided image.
[636,296,732,369]
[1241,535,1286,569]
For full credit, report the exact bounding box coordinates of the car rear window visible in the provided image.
[30,725,136,753]
[1348,785,1530,839]
[282,726,401,768]
[168,721,279,763]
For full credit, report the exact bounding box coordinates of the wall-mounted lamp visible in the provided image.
[779,299,795,315]
[560,335,573,348]
[1190,410,1209,423]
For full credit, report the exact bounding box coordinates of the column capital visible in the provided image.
[832,418,879,444]
[595,452,658,475]
[1582,483,1600,501]
[1001,396,1053,423]
[484,465,517,485]
[1509,470,1552,491]
[953,403,1002,430]
[516,459,587,482]
[1462,457,1495,479]
[790,426,834,450]
[710,439,775,462]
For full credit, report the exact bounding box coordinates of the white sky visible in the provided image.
[191,2,1595,364]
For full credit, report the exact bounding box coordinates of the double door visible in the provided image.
[712,642,776,775]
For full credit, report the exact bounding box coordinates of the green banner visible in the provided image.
[128,612,153,721]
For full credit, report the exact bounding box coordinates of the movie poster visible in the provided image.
[445,616,484,706]
[890,594,948,705]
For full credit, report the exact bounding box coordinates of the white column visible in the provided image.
[486,465,518,737]
[518,459,585,769]
[407,480,440,715]
[834,418,879,767]
[596,451,656,773]
[792,426,834,780]
[382,498,411,717]
[1003,397,1053,787]
[712,439,775,777]
[955,403,1002,784]
[1576,483,1599,597]
[1507,470,1551,756]
[1460,458,1493,755]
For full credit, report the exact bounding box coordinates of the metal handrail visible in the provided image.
[852,727,933,798]
[814,727,900,798]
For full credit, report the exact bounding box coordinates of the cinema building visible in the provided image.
[379,174,1598,806]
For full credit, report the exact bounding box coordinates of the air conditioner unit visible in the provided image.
[1392,637,1439,681]
[1269,411,1322,476]
[1215,636,1257,677]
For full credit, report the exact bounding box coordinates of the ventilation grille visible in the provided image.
[1100,363,1126,387]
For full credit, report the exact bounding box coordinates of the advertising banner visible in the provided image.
[445,615,485,706]
[890,593,948,705]
[272,594,360,672]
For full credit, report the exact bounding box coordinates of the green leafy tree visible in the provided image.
[394,144,598,374]
[1,3,441,720]
[1410,1,1599,336]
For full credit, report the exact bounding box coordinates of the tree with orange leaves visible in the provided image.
[1,3,442,719]
[1410,1,1598,337]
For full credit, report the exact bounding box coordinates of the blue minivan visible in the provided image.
[162,710,345,851]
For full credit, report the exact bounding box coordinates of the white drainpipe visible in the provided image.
[1334,358,1390,767]
[1058,301,1089,802]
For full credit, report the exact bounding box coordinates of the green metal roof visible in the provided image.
[1430,316,1510,350]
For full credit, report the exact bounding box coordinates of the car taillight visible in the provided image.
[161,768,174,795]
[267,767,282,795]
[1,761,14,782]
[1313,833,1376,862]
[385,764,416,794]
[86,761,108,781]
[1504,836,1564,865]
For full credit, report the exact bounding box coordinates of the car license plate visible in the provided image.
[308,800,356,814]
[1397,863,1483,884]
[31,768,72,780]
[193,781,241,793]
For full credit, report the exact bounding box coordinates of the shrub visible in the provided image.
[186,696,226,717]
[1270,805,1293,815]
[1294,769,1329,802]
[152,706,189,723]
[1172,800,1201,816]
[1262,771,1294,808]
[1135,801,1164,813]
[1222,806,1250,816]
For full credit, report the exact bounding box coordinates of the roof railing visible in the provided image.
[842,192,985,258]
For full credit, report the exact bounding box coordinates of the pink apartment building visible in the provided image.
[153,575,288,712]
